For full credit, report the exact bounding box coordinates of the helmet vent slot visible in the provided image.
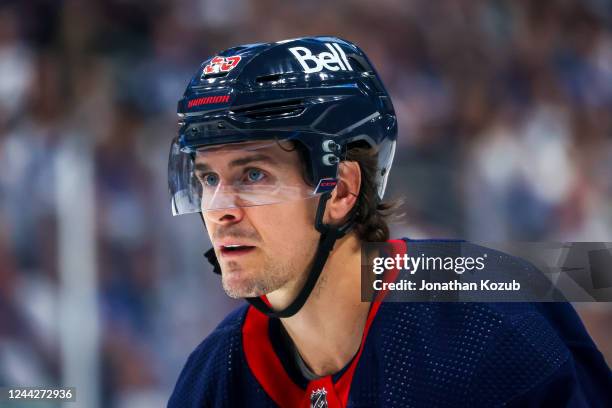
[256,74,282,84]
[346,56,371,73]
[202,71,229,79]
[232,99,305,120]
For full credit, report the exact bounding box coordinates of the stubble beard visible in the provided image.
[221,252,297,298]
[221,242,316,299]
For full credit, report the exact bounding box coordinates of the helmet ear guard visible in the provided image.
[171,36,397,317]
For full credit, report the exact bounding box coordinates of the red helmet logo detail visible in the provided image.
[203,56,242,75]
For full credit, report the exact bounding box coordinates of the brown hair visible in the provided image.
[292,141,399,242]
[344,146,398,242]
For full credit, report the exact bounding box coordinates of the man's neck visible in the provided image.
[271,233,370,377]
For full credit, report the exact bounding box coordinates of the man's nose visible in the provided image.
[204,205,246,225]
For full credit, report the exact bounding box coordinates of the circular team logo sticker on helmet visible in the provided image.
[203,56,242,76]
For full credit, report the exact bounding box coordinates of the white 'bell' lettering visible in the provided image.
[289,43,353,74]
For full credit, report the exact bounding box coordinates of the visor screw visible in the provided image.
[322,140,338,153]
[381,168,387,176]
[217,122,225,129]
[322,154,339,166]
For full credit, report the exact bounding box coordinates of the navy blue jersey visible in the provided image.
[169,241,612,407]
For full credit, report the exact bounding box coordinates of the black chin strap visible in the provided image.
[202,193,354,319]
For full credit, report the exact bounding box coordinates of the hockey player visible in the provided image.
[167,37,611,407]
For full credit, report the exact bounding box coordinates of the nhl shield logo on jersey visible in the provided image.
[310,388,328,408]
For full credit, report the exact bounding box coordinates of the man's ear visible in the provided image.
[325,161,361,224]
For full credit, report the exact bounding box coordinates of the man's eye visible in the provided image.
[198,173,219,187]
[246,168,265,183]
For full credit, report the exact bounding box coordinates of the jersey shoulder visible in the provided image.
[167,304,249,408]
[371,301,566,405]
[376,237,611,406]
[372,300,611,406]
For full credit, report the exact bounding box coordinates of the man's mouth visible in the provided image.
[220,244,256,257]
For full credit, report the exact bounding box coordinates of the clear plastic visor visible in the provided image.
[169,138,319,215]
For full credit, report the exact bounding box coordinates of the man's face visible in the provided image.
[196,140,320,298]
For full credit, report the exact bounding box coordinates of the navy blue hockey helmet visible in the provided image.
[169,36,397,216]
[169,36,397,318]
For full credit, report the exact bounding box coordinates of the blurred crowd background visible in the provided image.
[0,0,610,407]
